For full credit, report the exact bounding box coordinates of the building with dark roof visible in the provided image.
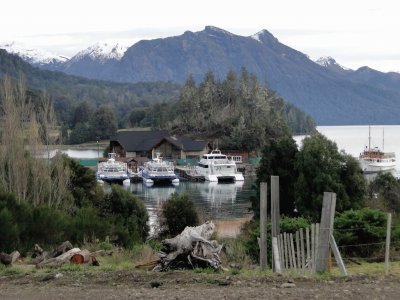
[109,130,210,160]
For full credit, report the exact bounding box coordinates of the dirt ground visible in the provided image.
[1,270,399,300]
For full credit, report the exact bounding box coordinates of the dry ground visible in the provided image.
[1,268,400,300]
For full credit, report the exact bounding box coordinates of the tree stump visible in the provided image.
[153,221,224,271]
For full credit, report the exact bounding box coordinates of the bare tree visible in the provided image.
[0,76,71,209]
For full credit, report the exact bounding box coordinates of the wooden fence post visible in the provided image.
[260,182,268,270]
[315,192,336,273]
[300,228,305,270]
[385,213,392,275]
[306,227,311,270]
[284,232,289,269]
[271,176,280,272]
[272,237,282,274]
[296,231,301,269]
[311,223,315,271]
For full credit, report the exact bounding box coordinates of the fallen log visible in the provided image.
[36,248,81,268]
[10,251,21,264]
[153,221,224,271]
[31,241,74,265]
[48,241,73,258]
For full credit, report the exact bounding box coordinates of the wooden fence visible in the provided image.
[276,224,320,272]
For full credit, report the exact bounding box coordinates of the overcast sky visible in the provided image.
[1,0,399,72]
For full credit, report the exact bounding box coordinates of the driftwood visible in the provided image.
[153,221,224,271]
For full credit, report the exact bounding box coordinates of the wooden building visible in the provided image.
[109,130,210,161]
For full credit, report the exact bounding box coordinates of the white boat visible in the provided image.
[139,153,179,185]
[97,153,130,185]
[359,147,396,174]
[195,149,244,182]
[359,127,396,174]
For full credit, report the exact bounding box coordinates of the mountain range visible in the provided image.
[2,26,400,125]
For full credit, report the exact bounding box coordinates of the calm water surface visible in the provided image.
[126,178,256,229]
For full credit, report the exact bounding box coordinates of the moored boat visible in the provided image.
[195,149,244,182]
[359,127,396,174]
[359,147,396,174]
[139,153,179,185]
[97,153,130,185]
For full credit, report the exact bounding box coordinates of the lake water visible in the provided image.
[126,179,256,232]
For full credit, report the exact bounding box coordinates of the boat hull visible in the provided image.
[360,163,396,174]
[205,173,244,182]
[140,172,179,184]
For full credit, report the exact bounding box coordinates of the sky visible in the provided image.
[1,0,399,72]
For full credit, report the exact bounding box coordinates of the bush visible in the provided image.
[71,207,110,244]
[0,208,19,253]
[334,208,398,257]
[103,185,149,247]
[241,216,311,263]
[161,193,199,236]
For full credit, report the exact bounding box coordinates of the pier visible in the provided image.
[175,166,205,182]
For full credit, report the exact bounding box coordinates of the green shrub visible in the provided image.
[241,216,311,263]
[334,208,397,257]
[161,193,199,236]
[103,185,149,247]
[26,206,72,249]
[71,207,110,244]
[0,208,19,253]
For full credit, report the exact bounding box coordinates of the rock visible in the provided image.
[280,283,296,288]
[41,273,63,282]
[229,263,242,269]
[150,281,162,288]
[217,279,231,286]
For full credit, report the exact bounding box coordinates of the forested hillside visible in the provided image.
[163,70,315,150]
[0,49,181,126]
[0,49,315,146]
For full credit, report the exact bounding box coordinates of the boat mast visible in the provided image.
[368,125,371,151]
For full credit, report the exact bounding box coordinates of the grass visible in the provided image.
[2,241,400,280]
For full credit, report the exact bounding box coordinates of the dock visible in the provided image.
[175,166,205,182]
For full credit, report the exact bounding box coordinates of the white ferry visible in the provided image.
[97,153,130,185]
[195,149,244,182]
[140,153,179,185]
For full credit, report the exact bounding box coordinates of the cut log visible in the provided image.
[31,251,49,265]
[70,250,91,264]
[32,244,44,258]
[0,252,12,267]
[153,221,224,271]
[48,241,73,258]
[36,248,81,268]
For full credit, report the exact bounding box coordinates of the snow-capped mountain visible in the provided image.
[69,42,127,63]
[59,43,128,79]
[0,41,69,66]
[315,56,350,73]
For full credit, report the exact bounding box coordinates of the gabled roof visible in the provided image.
[111,130,209,152]
[111,130,170,152]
